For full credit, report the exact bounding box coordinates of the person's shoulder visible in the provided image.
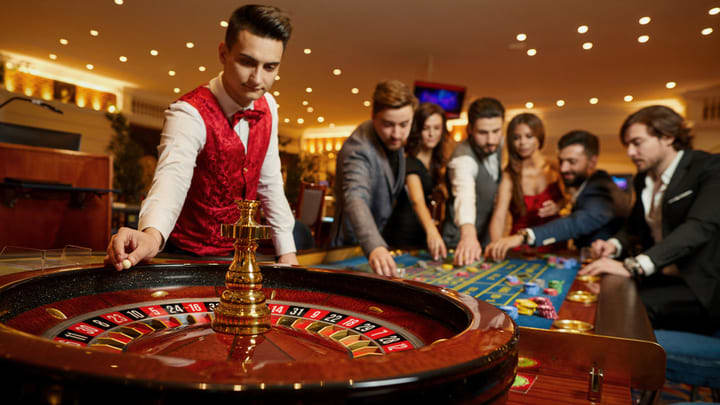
[263,92,278,110]
[406,155,424,173]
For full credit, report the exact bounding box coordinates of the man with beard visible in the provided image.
[485,130,627,261]
[330,80,418,277]
[580,106,720,334]
[442,98,505,266]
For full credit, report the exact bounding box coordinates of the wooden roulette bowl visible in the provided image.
[0,262,518,404]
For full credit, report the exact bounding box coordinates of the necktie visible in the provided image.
[648,180,664,242]
[231,109,264,128]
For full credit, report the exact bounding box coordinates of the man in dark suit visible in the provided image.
[485,130,628,260]
[581,105,720,335]
[330,80,417,277]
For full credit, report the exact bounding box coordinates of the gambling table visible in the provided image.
[298,247,667,405]
[0,253,517,404]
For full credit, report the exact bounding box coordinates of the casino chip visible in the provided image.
[499,305,519,321]
[530,296,558,319]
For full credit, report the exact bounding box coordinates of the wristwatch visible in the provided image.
[623,257,644,279]
[518,228,530,245]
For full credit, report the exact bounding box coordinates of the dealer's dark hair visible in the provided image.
[467,97,505,127]
[226,5,292,49]
[406,102,449,191]
[558,130,599,158]
[619,105,692,150]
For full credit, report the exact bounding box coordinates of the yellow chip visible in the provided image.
[441,264,453,271]
[514,299,537,309]
[516,306,534,316]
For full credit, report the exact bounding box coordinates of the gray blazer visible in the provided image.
[330,120,406,255]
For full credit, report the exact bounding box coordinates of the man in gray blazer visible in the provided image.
[442,98,505,266]
[330,80,418,277]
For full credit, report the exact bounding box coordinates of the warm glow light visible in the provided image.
[24,87,33,96]
[589,97,599,104]
[638,35,650,43]
[624,95,633,102]
[119,56,127,62]
[186,42,194,48]
[86,64,94,70]
[577,25,589,34]
[273,91,280,96]
[307,106,314,113]
[49,54,57,60]
[309,144,315,153]
[516,33,527,41]
[582,42,593,50]
[168,70,176,76]
[638,16,651,25]
[556,99,565,107]
[108,105,117,113]
[328,152,335,159]
[173,87,180,93]
[90,29,99,37]
[305,87,312,93]
[525,102,534,109]
[297,118,304,124]
[710,7,720,15]
[665,81,677,89]
[302,100,309,106]
[150,49,159,56]
[701,27,713,36]
[114,0,124,4]
[283,118,290,123]
[332,68,342,76]
[363,100,371,107]
[275,75,280,81]
[453,133,462,142]
[59,38,68,45]
[351,87,359,94]
[220,20,228,27]
[527,48,537,56]
[304,48,312,54]
[325,140,332,151]
[334,139,341,150]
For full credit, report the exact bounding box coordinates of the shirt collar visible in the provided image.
[208,72,255,120]
[645,150,684,189]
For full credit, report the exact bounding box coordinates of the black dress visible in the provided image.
[383,156,434,248]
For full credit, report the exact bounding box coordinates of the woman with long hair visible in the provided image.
[384,102,449,259]
[485,113,564,259]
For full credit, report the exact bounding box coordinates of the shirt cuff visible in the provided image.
[526,228,536,245]
[635,254,656,276]
[272,232,296,257]
[608,238,623,258]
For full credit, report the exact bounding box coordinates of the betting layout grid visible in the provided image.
[328,252,578,330]
[44,299,418,355]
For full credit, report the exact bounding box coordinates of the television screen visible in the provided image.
[611,174,633,192]
[413,81,466,119]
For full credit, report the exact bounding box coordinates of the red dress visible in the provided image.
[510,182,564,253]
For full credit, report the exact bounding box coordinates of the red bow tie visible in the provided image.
[231,108,264,127]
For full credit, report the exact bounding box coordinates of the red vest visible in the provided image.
[169,86,272,256]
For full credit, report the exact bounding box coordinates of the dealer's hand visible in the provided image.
[105,227,162,271]
[578,257,629,277]
[368,246,399,277]
[485,234,523,262]
[426,229,448,261]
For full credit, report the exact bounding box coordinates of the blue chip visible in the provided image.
[524,282,540,295]
[506,275,519,283]
[499,305,519,320]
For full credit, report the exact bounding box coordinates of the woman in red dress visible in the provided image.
[486,113,565,255]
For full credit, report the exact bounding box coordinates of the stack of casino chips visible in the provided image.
[530,296,558,319]
[514,298,537,316]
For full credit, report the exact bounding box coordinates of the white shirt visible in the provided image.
[138,73,296,256]
[610,150,684,275]
[447,151,500,227]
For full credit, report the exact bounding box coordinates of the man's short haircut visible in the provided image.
[558,130,600,157]
[226,5,292,49]
[372,80,418,115]
[467,98,505,127]
[619,105,693,150]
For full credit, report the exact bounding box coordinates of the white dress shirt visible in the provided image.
[447,151,500,227]
[138,73,296,256]
[610,150,684,275]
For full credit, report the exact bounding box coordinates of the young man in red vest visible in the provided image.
[106,5,297,270]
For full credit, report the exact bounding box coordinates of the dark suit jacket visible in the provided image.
[330,121,405,255]
[531,170,628,248]
[615,150,720,318]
